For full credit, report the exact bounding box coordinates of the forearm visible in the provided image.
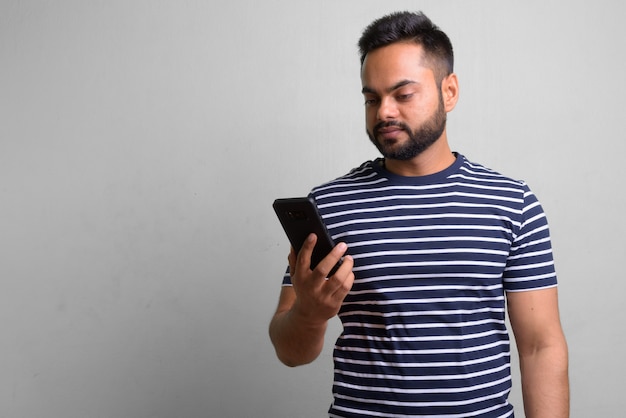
[519,342,570,418]
[269,306,328,367]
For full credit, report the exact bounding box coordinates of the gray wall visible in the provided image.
[1,1,624,417]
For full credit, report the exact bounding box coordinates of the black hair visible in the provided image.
[358,11,454,83]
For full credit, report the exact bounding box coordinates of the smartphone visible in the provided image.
[273,197,341,276]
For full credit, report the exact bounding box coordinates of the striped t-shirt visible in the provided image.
[281,154,558,417]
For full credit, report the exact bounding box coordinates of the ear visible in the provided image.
[441,73,459,112]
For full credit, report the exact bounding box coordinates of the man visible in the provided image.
[269,11,569,418]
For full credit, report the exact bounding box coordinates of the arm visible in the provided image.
[507,287,569,418]
[269,234,354,367]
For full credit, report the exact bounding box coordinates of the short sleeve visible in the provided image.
[503,183,558,292]
[281,266,292,286]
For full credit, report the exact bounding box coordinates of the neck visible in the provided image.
[383,135,456,177]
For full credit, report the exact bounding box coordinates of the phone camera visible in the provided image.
[287,210,307,221]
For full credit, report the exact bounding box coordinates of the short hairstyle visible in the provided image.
[358,11,454,84]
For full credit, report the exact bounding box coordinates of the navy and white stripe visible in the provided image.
[282,154,557,417]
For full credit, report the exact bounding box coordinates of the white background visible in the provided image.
[1,1,624,417]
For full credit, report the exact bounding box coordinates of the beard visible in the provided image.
[367,96,447,161]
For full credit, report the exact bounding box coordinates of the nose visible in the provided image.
[377,97,398,121]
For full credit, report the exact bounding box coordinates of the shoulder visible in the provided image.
[456,155,527,188]
[454,155,538,205]
[310,159,384,197]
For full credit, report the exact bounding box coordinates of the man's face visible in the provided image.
[361,42,446,161]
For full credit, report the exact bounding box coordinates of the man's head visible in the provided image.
[359,12,458,163]
[358,11,453,87]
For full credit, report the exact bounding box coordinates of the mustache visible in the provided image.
[373,120,410,135]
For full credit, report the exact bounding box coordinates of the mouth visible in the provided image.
[375,125,406,141]
[378,126,403,134]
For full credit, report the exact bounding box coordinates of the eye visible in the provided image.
[396,93,414,102]
[364,97,380,106]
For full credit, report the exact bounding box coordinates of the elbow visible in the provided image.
[518,334,569,375]
[279,356,307,368]
[271,343,318,368]
[268,306,325,367]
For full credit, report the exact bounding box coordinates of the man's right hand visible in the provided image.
[288,233,354,325]
[269,233,354,366]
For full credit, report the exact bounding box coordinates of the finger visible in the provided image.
[328,255,355,292]
[315,242,349,278]
[296,233,317,272]
[333,254,354,279]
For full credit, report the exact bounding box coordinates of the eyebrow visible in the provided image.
[361,79,417,95]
